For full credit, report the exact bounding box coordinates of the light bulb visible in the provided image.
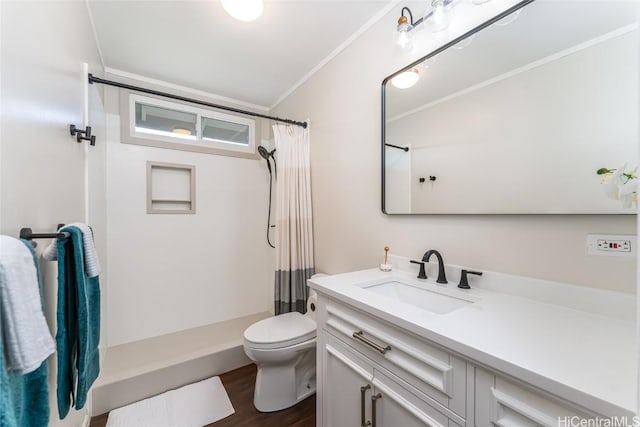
[221,0,264,22]
[391,68,420,89]
[427,0,452,33]
[395,15,414,50]
[396,30,410,49]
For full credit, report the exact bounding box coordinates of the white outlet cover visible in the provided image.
[587,234,636,257]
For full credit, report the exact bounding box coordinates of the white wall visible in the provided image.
[273,0,637,293]
[385,30,637,213]
[0,1,104,425]
[103,84,274,346]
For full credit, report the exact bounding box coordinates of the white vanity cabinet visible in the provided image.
[316,293,612,427]
[318,297,467,427]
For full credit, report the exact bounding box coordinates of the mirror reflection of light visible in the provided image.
[391,69,420,89]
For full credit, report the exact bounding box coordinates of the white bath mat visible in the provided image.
[106,376,235,427]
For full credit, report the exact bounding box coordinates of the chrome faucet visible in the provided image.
[422,250,447,284]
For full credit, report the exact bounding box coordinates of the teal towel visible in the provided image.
[56,227,100,419]
[0,241,50,427]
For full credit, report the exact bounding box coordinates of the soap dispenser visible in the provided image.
[380,246,392,272]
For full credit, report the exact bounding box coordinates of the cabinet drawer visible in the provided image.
[475,368,596,426]
[321,298,466,418]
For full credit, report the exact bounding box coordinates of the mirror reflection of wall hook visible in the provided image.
[419,176,437,183]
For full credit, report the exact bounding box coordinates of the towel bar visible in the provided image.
[20,225,69,241]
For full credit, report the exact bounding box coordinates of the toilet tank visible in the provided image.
[307,273,327,320]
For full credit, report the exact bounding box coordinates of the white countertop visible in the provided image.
[309,267,637,417]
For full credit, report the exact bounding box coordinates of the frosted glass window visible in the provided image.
[127,94,256,156]
[202,116,250,146]
[135,103,197,140]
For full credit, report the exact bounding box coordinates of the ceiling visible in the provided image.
[87,0,392,109]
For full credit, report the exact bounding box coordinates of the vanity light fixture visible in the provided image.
[391,68,420,89]
[221,0,264,22]
[395,0,489,49]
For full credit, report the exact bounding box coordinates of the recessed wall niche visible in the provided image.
[146,161,195,214]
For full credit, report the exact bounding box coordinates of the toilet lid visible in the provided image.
[244,312,316,350]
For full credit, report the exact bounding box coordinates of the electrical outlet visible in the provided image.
[587,234,635,257]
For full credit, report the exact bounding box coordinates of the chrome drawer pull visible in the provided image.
[371,393,382,427]
[352,331,391,354]
[360,384,371,427]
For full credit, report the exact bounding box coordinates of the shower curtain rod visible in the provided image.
[87,74,308,129]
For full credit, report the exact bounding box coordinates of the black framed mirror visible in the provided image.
[382,0,639,214]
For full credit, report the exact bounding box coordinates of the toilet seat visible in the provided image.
[244,312,316,350]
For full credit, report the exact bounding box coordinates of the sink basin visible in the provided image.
[362,280,477,314]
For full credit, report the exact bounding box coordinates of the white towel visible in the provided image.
[0,236,55,374]
[42,223,101,278]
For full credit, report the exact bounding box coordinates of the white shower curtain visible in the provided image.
[273,123,315,315]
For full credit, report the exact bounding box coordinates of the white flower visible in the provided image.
[601,163,637,209]
[603,163,626,199]
[618,177,637,209]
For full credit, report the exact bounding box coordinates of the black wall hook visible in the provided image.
[69,124,96,146]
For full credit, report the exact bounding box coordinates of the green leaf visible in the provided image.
[596,168,614,175]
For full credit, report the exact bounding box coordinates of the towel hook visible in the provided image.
[69,124,96,146]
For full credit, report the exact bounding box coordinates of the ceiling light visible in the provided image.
[391,68,420,89]
[221,0,264,22]
[172,127,192,136]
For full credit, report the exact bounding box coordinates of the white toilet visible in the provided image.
[243,276,324,412]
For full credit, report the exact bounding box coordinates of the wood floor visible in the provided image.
[89,364,316,427]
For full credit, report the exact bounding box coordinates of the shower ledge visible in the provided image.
[92,312,270,415]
